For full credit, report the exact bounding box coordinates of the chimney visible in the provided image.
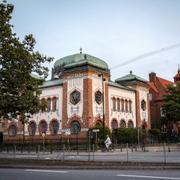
[149,72,156,82]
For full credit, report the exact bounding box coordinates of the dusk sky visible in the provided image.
[8,0,180,81]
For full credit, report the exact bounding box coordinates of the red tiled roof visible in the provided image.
[156,76,173,88]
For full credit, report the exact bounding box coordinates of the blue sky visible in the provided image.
[8,0,180,81]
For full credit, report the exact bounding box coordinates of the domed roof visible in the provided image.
[54,53,109,71]
[115,71,147,83]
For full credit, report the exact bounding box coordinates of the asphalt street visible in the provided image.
[0,168,180,180]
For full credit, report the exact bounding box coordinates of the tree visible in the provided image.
[112,128,138,144]
[162,83,180,123]
[0,1,53,122]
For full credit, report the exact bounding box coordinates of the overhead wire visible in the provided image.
[110,43,180,70]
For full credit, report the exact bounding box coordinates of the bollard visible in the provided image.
[126,143,129,162]
[163,143,166,164]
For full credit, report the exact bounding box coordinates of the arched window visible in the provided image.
[41,98,46,112]
[117,98,120,112]
[52,97,57,112]
[112,97,116,111]
[47,98,51,112]
[111,119,118,130]
[125,99,128,112]
[141,100,146,111]
[39,120,47,134]
[95,90,102,105]
[121,99,124,112]
[28,121,36,136]
[50,120,59,135]
[129,100,132,113]
[71,121,81,134]
[8,125,17,137]
[120,119,126,128]
[128,120,134,128]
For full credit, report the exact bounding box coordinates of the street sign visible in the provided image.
[92,129,100,132]
[61,128,71,133]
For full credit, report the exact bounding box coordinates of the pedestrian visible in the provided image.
[104,135,112,151]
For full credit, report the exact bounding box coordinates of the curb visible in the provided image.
[0,158,180,170]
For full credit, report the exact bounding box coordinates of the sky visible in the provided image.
[7,0,180,81]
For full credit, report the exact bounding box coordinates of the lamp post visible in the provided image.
[99,73,105,143]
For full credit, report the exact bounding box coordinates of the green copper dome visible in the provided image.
[115,71,147,83]
[54,53,109,71]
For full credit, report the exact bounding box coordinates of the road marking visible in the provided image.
[25,169,68,173]
[116,174,180,180]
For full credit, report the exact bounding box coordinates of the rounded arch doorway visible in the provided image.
[70,121,81,134]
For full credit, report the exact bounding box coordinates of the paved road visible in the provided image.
[0,168,180,180]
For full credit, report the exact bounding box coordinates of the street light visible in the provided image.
[98,73,105,143]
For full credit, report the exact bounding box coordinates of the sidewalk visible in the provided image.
[0,144,180,170]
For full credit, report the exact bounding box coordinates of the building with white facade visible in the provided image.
[3,52,151,142]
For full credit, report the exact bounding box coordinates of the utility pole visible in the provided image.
[99,73,105,143]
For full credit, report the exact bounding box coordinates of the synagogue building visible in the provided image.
[2,52,151,142]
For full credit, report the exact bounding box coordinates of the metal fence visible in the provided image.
[0,142,180,164]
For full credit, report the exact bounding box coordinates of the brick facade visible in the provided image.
[62,81,68,129]
[135,90,141,127]
[82,78,93,127]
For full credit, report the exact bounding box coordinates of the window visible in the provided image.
[111,119,118,130]
[112,97,116,111]
[120,119,126,128]
[117,99,120,112]
[71,121,81,134]
[8,125,17,137]
[128,120,134,128]
[39,120,47,134]
[129,100,132,113]
[28,121,36,136]
[141,100,146,111]
[70,90,80,105]
[125,99,128,112]
[95,90,102,104]
[47,98,51,112]
[52,97,57,112]
[50,120,59,135]
[41,98,47,112]
[160,107,166,117]
[121,99,124,112]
